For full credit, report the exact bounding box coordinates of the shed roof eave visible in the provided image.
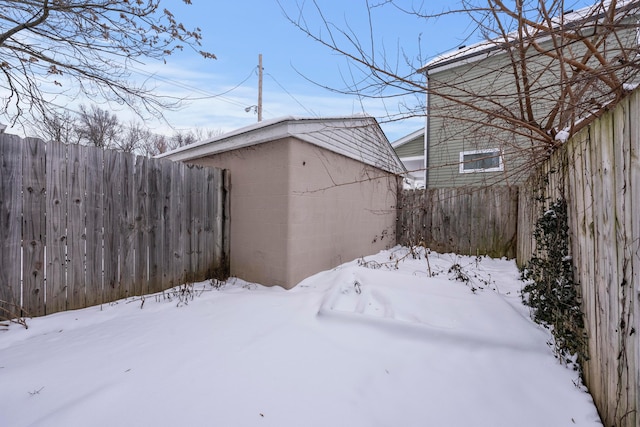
[157,115,374,160]
[156,115,298,161]
[157,115,406,176]
[391,128,425,148]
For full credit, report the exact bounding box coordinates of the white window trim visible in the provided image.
[459,148,504,173]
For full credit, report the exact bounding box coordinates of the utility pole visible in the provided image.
[258,54,263,122]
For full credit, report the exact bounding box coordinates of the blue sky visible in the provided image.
[10,0,595,142]
[151,0,596,142]
[129,0,485,141]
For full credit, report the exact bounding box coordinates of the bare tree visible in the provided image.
[167,127,223,150]
[117,120,150,153]
[168,129,198,150]
[191,126,224,141]
[140,132,169,157]
[282,0,640,183]
[76,104,121,149]
[28,102,224,156]
[135,127,222,156]
[0,0,215,125]
[31,109,79,144]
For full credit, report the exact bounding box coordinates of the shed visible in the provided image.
[159,116,405,289]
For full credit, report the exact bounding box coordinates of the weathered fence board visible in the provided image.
[119,152,136,297]
[171,161,185,286]
[517,90,640,427]
[630,91,640,427]
[196,166,204,280]
[0,135,229,319]
[22,138,46,317]
[146,160,163,293]
[67,143,87,310]
[187,164,199,283]
[614,93,634,425]
[134,155,148,296]
[222,169,231,275]
[397,186,518,258]
[0,136,22,318]
[45,141,68,313]
[103,148,121,303]
[85,147,104,307]
[157,160,173,291]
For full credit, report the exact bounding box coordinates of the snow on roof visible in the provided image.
[421,0,640,74]
[158,115,407,175]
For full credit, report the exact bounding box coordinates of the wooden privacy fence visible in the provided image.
[518,90,640,427]
[0,134,230,319]
[397,186,519,258]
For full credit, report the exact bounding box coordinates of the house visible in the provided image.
[417,0,640,188]
[159,115,405,289]
[391,128,425,187]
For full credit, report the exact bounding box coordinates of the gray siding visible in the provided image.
[394,134,424,158]
[426,19,638,188]
[427,50,542,188]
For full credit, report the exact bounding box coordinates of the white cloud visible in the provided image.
[3,56,424,143]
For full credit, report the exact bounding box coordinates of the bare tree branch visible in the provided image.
[280,0,640,184]
[0,0,215,125]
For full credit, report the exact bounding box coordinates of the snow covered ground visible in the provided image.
[0,247,602,426]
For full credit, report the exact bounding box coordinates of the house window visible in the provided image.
[459,149,503,173]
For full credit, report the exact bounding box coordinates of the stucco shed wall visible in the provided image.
[286,139,398,286]
[188,137,399,289]
[188,138,290,287]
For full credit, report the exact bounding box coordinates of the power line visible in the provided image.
[265,72,318,117]
[40,61,318,123]
[129,64,256,109]
[114,60,318,119]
